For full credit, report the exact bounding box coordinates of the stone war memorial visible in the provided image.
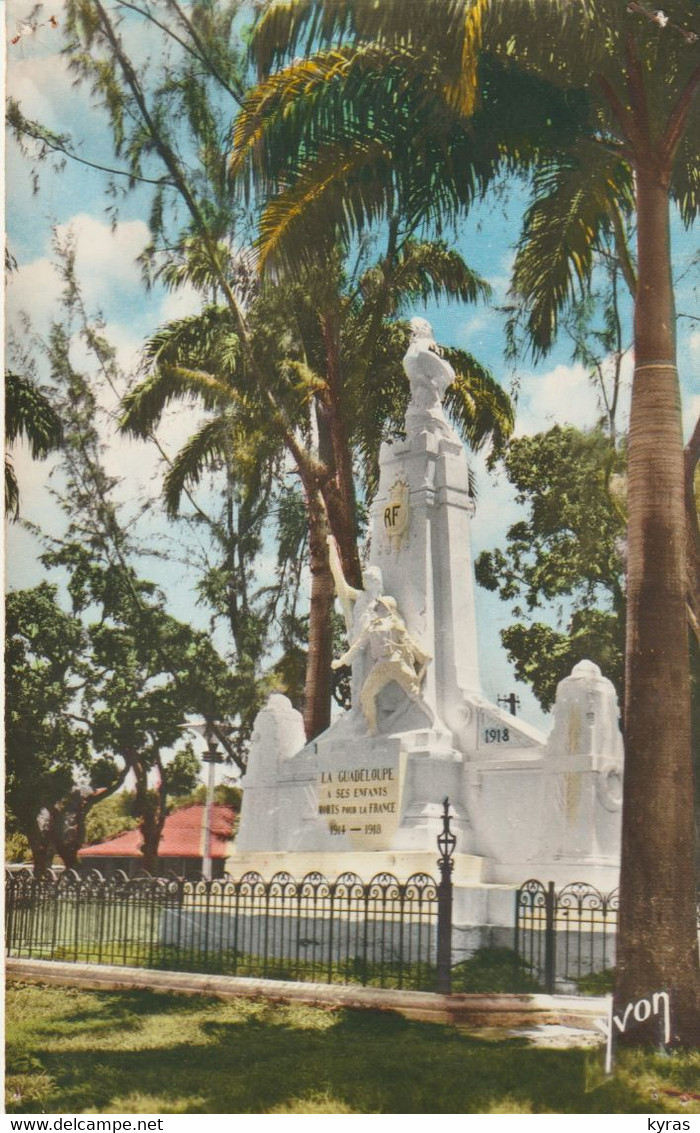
[231,318,625,952]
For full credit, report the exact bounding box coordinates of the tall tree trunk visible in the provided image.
[51,793,84,872]
[320,311,363,590]
[27,820,53,874]
[133,758,166,875]
[304,489,335,740]
[616,165,698,1043]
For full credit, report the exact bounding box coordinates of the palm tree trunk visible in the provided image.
[304,490,335,740]
[616,165,698,1043]
[320,311,363,589]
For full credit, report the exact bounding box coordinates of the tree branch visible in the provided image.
[597,74,645,155]
[165,0,246,106]
[661,61,700,169]
[609,199,638,298]
[9,105,175,187]
[624,32,651,149]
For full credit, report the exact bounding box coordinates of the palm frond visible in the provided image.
[5,371,63,456]
[5,456,19,520]
[119,364,236,438]
[141,307,241,372]
[386,241,491,309]
[509,147,635,358]
[443,348,514,455]
[257,139,395,272]
[231,40,440,194]
[445,0,487,118]
[251,0,341,77]
[162,415,234,517]
[671,110,700,226]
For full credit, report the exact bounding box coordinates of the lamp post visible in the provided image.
[180,719,224,881]
[498,692,520,717]
[436,797,456,995]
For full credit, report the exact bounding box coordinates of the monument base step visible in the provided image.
[225,849,487,886]
[484,859,620,890]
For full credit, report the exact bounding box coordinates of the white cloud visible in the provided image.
[158,284,203,326]
[7,214,152,333]
[514,355,632,437]
[515,362,596,435]
[55,213,151,296]
[8,47,74,130]
[5,255,63,334]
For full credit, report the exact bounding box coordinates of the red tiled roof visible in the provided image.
[78,804,235,860]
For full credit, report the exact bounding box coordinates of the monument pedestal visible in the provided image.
[228,849,487,887]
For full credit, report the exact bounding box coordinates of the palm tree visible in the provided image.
[488,0,699,1044]
[5,371,63,518]
[232,0,699,1038]
[121,244,513,739]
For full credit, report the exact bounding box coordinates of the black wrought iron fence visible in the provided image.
[515,879,619,993]
[5,867,440,991]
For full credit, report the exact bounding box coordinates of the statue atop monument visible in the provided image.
[327,536,431,734]
[403,317,456,438]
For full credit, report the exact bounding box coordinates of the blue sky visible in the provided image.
[5,0,699,739]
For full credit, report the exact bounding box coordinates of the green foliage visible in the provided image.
[86,781,242,844]
[475,426,626,710]
[5,830,31,864]
[245,0,695,359]
[171,783,242,811]
[5,255,250,866]
[576,968,616,996]
[507,147,635,359]
[11,0,516,741]
[451,947,542,994]
[499,613,624,714]
[84,794,139,847]
[166,747,202,799]
[5,583,92,861]
[121,240,514,735]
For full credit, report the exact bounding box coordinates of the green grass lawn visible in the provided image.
[6,981,699,1115]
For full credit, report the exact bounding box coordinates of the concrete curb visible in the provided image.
[6,957,607,1030]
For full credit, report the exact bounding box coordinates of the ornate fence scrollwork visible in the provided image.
[515,879,620,993]
[5,863,439,992]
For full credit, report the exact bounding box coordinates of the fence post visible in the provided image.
[5,875,15,956]
[544,880,556,994]
[436,797,456,995]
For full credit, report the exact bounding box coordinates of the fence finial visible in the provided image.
[437,797,456,873]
